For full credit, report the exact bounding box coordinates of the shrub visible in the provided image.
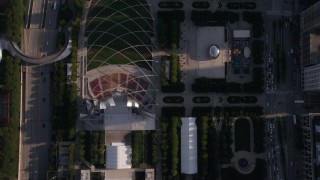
[132,131,143,167]
[157,11,184,49]
[234,118,251,152]
[158,2,183,8]
[197,116,209,178]
[151,131,158,165]
[163,96,184,103]
[0,54,20,179]
[192,2,210,9]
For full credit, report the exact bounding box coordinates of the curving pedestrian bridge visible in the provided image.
[0,32,72,64]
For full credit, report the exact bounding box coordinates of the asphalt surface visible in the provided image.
[19,0,58,179]
[265,119,283,180]
[29,0,45,28]
[262,0,301,180]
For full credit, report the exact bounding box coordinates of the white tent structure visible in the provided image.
[233,30,251,38]
[181,117,198,174]
[106,143,132,169]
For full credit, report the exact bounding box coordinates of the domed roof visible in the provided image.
[209,45,220,59]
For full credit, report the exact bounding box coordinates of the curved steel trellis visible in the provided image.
[84,0,158,106]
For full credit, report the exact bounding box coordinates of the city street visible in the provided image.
[19,0,59,179]
[265,119,283,180]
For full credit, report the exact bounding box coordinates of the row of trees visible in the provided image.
[197,116,209,178]
[161,54,185,93]
[79,131,105,165]
[0,1,24,177]
[52,61,77,141]
[252,118,266,153]
[251,40,265,65]
[50,2,81,177]
[160,121,169,180]
[132,131,143,167]
[160,117,181,179]
[0,53,21,179]
[1,0,24,42]
[150,131,158,165]
[219,121,234,164]
[157,11,184,49]
[243,11,265,38]
[170,117,180,176]
[68,144,75,179]
[234,118,251,152]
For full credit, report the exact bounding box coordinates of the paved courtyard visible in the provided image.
[196,27,227,79]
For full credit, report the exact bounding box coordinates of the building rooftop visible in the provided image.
[106,143,132,169]
[181,117,198,174]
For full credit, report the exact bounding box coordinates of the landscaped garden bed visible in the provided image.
[227,96,257,104]
[192,2,210,9]
[252,118,265,153]
[158,1,183,8]
[160,116,181,179]
[193,96,211,103]
[234,118,251,152]
[157,10,185,49]
[226,2,256,9]
[161,54,185,93]
[163,96,184,103]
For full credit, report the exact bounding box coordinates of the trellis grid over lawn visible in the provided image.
[85,0,154,70]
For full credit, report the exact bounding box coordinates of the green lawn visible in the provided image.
[234,118,251,152]
[86,0,153,70]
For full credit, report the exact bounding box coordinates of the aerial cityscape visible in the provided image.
[0,0,320,179]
